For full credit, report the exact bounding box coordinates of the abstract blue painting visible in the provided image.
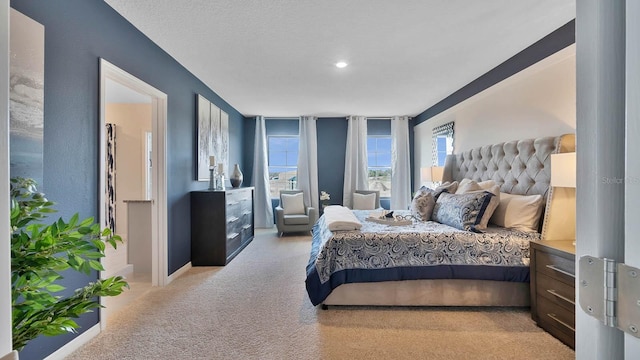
[10,9,44,188]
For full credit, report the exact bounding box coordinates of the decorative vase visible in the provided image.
[230,164,243,188]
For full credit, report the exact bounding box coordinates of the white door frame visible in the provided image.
[625,0,640,357]
[99,59,169,325]
[576,0,640,358]
[1,0,13,355]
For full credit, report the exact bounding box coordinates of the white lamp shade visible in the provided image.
[421,166,444,182]
[550,152,576,188]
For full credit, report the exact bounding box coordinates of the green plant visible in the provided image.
[10,177,129,351]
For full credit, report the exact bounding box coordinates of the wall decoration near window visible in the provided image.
[196,94,229,181]
[105,123,116,233]
[9,9,44,187]
[432,121,454,166]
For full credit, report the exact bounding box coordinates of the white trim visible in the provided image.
[576,0,625,357]
[167,261,192,284]
[626,0,640,357]
[0,0,11,355]
[98,59,169,330]
[42,324,100,360]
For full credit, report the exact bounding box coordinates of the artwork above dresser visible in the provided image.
[190,188,254,266]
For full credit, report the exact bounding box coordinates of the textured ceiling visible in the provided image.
[104,0,575,117]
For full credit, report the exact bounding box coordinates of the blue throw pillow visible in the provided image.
[431,191,493,232]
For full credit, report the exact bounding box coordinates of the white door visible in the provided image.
[577,0,640,358]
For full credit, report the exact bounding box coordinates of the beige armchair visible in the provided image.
[352,190,381,210]
[275,190,318,236]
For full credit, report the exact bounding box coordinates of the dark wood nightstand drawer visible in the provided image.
[536,272,575,312]
[537,296,575,347]
[530,240,575,349]
[535,250,575,284]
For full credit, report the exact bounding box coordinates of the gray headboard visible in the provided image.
[442,134,576,198]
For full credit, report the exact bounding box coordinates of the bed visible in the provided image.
[305,134,575,307]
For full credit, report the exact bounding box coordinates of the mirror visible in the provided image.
[432,121,454,166]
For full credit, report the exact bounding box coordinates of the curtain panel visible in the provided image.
[391,116,411,210]
[297,116,319,210]
[343,115,368,208]
[251,116,274,228]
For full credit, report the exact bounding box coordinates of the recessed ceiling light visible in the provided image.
[335,61,348,69]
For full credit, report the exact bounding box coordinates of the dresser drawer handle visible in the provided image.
[227,201,239,206]
[242,211,252,216]
[227,232,239,240]
[545,264,575,278]
[242,224,252,230]
[546,289,575,305]
[227,216,239,223]
[546,313,575,332]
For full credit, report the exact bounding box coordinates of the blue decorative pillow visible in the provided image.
[431,191,493,232]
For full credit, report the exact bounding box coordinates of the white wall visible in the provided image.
[414,45,576,187]
[104,103,152,276]
[0,0,11,355]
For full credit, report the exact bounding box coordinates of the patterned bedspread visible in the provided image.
[305,210,541,305]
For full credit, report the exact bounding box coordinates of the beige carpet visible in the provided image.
[66,229,574,360]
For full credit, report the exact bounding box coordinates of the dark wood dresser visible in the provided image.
[191,188,254,266]
[530,239,576,349]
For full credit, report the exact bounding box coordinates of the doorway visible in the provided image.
[98,59,168,328]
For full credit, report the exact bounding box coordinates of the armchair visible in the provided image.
[275,190,318,236]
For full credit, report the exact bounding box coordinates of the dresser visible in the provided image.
[191,188,254,266]
[530,240,576,349]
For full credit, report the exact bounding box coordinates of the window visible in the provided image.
[268,135,299,198]
[367,136,392,197]
[432,121,454,166]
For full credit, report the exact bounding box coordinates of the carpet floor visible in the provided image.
[66,229,575,360]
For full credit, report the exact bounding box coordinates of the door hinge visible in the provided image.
[579,256,640,337]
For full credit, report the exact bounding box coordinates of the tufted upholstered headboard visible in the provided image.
[442,134,576,198]
[441,134,576,236]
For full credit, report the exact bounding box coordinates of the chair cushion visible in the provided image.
[353,192,376,210]
[284,214,310,225]
[281,192,305,215]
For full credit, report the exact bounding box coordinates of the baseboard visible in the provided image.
[167,261,191,285]
[104,263,134,279]
[0,350,18,360]
[43,324,100,360]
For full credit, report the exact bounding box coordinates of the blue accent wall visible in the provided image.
[367,118,391,135]
[317,117,348,207]
[10,1,246,358]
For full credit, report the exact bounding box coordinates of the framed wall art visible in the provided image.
[196,94,228,181]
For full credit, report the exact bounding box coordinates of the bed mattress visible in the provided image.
[305,210,540,306]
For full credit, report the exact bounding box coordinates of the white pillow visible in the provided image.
[456,178,497,194]
[490,192,544,232]
[353,193,376,210]
[281,192,305,215]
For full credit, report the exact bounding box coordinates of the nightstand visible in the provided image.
[530,239,576,349]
